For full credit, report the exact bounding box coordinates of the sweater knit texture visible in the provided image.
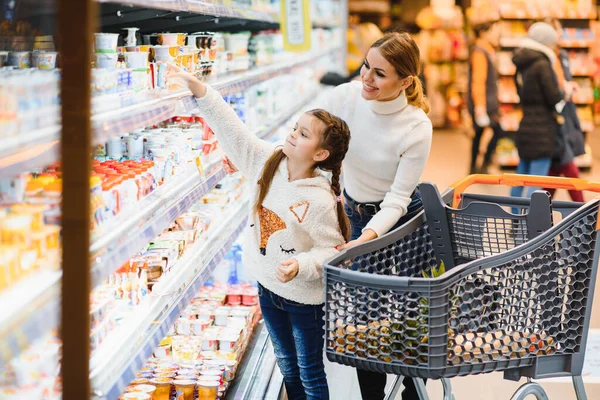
[196,86,345,305]
[316,81,433,237]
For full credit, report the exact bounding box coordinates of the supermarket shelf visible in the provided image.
[500,12,597,20]
[571,73,594,78]
[207,47,341,96]
[2,48,340,177]
[560,40,594,49]
[89,162,225,288]
[97,0,279,23]
[0,126,60,178]
[0,270,61,370]
[92,90,188,145]
[90,79,321,287]
[94,46,341,144]
[574,100,595,105]
[500,37,524,48]
[90,199,249,400]
[90,83,323,288]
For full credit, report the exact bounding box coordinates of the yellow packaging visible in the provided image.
[31,230,48,258]
[173,380,195,400]
[44,225,61,249]
[10,204,48,231]
[0,246,19,290]
[0,214,32,247]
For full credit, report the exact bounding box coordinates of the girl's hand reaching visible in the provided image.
[165,63,207,98]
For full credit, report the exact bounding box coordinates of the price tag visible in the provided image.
[280,0,311,52]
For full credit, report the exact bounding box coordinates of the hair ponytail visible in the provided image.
[406,76,430,114]
[255,149,286,213]
[330,165,351,241]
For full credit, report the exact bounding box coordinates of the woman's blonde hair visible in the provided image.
[370,32,430,114]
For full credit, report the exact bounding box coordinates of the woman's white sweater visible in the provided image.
[316,81,433,237]
[196,86,345,305]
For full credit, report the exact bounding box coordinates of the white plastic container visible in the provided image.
[95,52,118,69]
[152,45,174,62]
[36,52,58,69]
[94,33,119,52]
[8,51,31,69]
[224,33,250,56]
[159,33,179,46]
[125,51,149,69]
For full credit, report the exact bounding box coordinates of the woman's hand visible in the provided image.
[337,229,378,251]
[276,259,299,283]
[165,63,207,98]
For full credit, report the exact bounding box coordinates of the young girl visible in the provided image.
[167,64,351,400]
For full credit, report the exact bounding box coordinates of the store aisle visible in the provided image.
[324,127,600,400]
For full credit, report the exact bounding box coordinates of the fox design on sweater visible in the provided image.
[258,202,310,255]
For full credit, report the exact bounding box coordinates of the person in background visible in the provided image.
[542,17,586,202]
[510,22,577,200]
[467,11,503,174]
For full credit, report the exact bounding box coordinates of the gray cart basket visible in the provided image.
[324,174,600,399]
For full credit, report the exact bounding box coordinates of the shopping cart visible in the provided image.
[324,174,600,400]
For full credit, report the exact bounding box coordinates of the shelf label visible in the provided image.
[281,0,311,52]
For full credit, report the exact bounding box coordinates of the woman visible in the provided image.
[510,22,576,200]
[318,31,432,400]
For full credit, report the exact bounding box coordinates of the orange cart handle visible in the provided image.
[449,174,600,208]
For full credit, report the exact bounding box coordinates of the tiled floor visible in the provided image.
[324,127,600,400]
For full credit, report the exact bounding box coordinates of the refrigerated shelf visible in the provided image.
[0,46,342,179]
[226,321,281,400]
[0,127,60,178]
[90,81,326,287]
[90,198,249,400]
[89,161,225,287]
[97,0,279,23]
[0,270,61,370]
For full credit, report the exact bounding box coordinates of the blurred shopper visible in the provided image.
[467,8,503,174]
[542,17,586,202]
[510,22,577,200]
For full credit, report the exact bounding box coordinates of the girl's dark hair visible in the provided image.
[255,109,352,241]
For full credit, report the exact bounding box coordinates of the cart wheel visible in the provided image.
[509,381,549,400]
[573,376,588,400]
